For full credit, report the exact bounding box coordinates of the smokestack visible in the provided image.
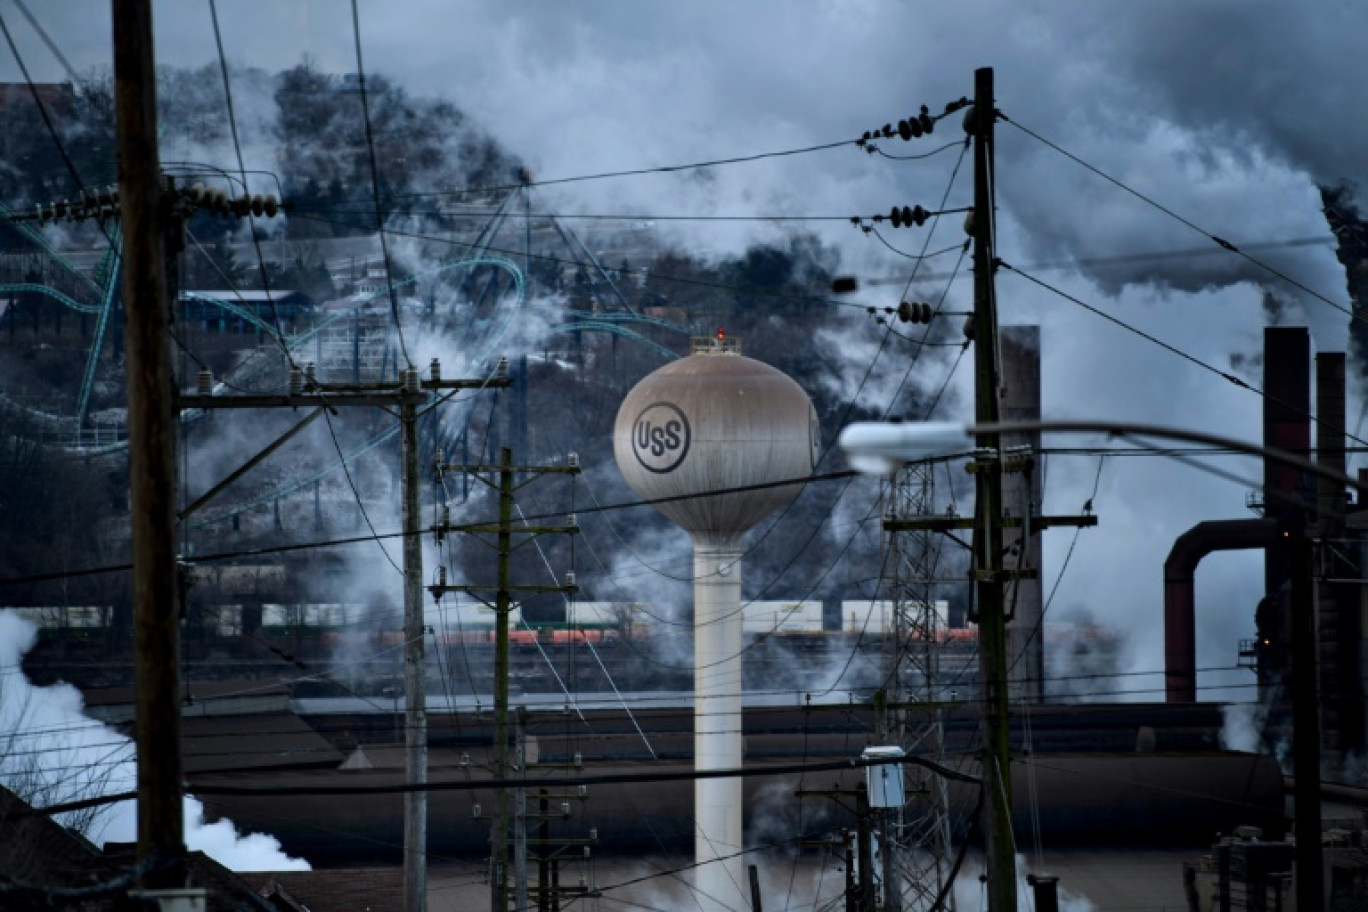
[1315,352,1359,757]
[1262,327,1311,593]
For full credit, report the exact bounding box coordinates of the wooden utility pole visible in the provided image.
[181,365,508,911]
[114,0,184,887]
[513,707,529,912]
[969,65,1016,911]
[431,448,579,912]
[400,371,427,912]
[1289,528,1324,912]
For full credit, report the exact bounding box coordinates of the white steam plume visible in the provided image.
[0,610,309,871]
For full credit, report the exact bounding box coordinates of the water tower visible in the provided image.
[614,335,818,910]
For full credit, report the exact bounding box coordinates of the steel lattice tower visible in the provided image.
[881,462,957,912]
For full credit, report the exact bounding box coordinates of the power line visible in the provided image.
[348,0,412,370]
[10,0,81,85]
[999,261,1368,451]
[999,114,1357,326]
[381,138,860,203]
[284,209,864,313]
[0,467,863,587]
[207,0,292,354]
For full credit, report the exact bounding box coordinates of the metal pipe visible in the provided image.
[1162,519,1281,702]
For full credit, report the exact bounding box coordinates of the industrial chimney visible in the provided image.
[613,335,818,911]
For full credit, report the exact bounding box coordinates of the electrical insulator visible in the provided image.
[304,362,316,387]
[441,503,451,529]
[568,452,579,468]
[910,205,928,226]
[471,803,481,818]
[880,123,893,138]
[496,356,509,379]
[188,183,207,205]
[577,785,588,797]
[263,195,279,217]
[919,302,933,323]
[288,367,303,397]
[249,194,265,217]
[212,189,230,215]
[918,105,935,135]
[896,119,912,141]
[897,301,914,323]
[963,210,975,236]
[54,200,70,220]
[561,802,571,816]
[889,206,904,228]
[573,751,582,768]
[589,827,598,841]
[962,316,976,342]
[430,358,441,381]
[460,751,470,766]
[583,846,591,858]
[564,571,576,588]
[402,367,420,394]
[437,566,447,588]
[578,876,588,889]
[566,513,578,528]
[197,369,214,396]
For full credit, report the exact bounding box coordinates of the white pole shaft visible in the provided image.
[693,542,745,912]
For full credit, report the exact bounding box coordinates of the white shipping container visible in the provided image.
[567,601,647,628]
[841,600,947,635]
[742,600,823,634]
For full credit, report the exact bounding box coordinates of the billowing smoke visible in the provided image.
[0,610,309,871]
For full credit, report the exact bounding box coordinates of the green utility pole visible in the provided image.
[969,65,1016,911]
[431,448,579,912]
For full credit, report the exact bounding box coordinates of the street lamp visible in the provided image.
[839,416,1343,912]
[838,418,1367,497]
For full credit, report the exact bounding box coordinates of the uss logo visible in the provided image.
[632,402,691,473]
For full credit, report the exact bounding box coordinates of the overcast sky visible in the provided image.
[4,1,1366,702]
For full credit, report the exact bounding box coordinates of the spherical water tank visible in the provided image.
[613,352,819,543]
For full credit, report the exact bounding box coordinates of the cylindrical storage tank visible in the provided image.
[613,347,818,912]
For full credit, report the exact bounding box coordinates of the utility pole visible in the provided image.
[431,448,580,912]
[513,707,529,912]
[400,369,426,912]
[181,363,509,912]
[968,65,1016,912]
[114,0,184,888]
[1289,527,1323,912]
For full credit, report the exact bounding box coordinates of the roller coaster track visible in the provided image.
[0,201,105,298]
[74,226,121,430]
[553,321,680,361]
[0,283,102,314]
[12,194,687,527]
[181,291,287,339]
[562,309,691,336]
[183,255,528,523]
